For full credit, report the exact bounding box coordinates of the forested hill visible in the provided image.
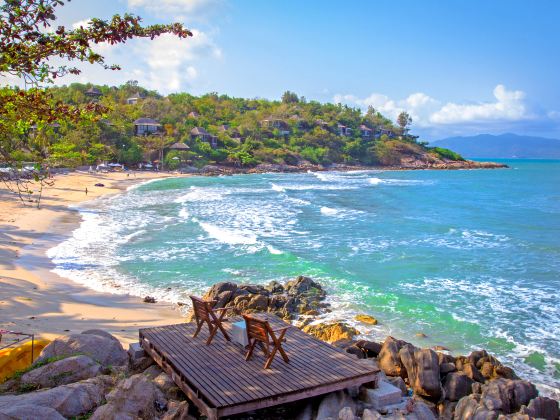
[31,82,494,170]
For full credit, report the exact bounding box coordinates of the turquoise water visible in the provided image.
[49,160,560,394]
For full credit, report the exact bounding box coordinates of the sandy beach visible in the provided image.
[0,171,186,344]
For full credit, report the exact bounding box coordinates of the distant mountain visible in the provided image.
[431,133,560,159]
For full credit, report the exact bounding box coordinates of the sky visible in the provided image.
[3,0,560,140]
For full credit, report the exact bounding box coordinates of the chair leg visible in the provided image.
[193,319,203,338]
[245,339,257,361]
[206,322,219,345]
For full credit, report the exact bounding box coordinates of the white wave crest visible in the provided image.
[197,221,258,245]
[320,206,339,216]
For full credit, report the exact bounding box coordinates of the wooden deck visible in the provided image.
[140,315,379,419]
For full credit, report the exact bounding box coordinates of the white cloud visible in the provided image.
[131,30,221,93]
[334,84,537,130]
[430,84,528,124]
[71,19,92,29]
[127,0,221,19]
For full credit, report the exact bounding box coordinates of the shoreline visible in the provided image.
[0,171,187,344]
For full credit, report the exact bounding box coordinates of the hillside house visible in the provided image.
[127,93,145,105]
[261,118,290,135]
[338,124,352,137]
[85,87,102,100]
[359,124,373,138]
[188,111,200,119]
[134,118,162,136]
[375,127,395,139]
[191,127,218,148]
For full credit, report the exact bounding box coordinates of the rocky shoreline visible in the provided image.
[185,159,507,177]
[1,276,557,419]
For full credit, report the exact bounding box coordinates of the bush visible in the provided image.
[431,147,464,161]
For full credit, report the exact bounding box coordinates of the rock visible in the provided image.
[346,345,367,359]
[443,372,474,402]
[338,406,356,420]
[462,362,486,383]
[0,405,65,420]
[399,345,442,401]
[265,280,284,294]
[361,380,402,409]
[144,296,156,303]
[82,329,121,343]
[162,400,190,420]
[246,294,269,311]
[481,379,538,414]
[317,390,356,420]
[35,331,128,368]
[414,400,438,420]
[378,337,408,377]
[143,364,163,379]
[302,322,358,344]
[355,314,378,325]
[386,376,408,396]
[416,333,428,338]
[433,345,450,352]
[21,355,101,388]
[453,393,498,419]
[202,281,238,302]
[154,372,182,400]
[0,375,114,418]
[285,275,325,299]
[518,396,560,420]
[356,340,383,358]
[437,400,457,420]
[362,408,382,420]
[440,362,457,374]
[91,374,166,420]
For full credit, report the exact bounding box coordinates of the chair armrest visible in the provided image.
[271,326,291,333]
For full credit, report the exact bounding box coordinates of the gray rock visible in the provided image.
[437,400,457,420]
[362,408,382,420]
[414,400,437,420]
[399,345,442,401]
[91,373,166,420]
[35,332,128,367]
[0,375,113,418]
[378,337,408,377]
[481,379,537,414]
[143,364,163,379]
[154,372,181,400]
[0,405,65,420]
[81,329,121,343]
[338,406,356,420]
[317,391,356,420]
[518,396,560,420]
[386,376,408,396]
[440,362,457,374]
[462,362,485,383]
[21,355,101,388]
[162,400,190,420]
[443,372,474,402]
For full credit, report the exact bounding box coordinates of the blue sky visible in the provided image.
[5,0,560,140]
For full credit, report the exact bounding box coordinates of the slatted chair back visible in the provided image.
[243,314,291,369]
[189,295,231,345]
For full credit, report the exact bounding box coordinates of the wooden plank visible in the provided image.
[139,314,380,418]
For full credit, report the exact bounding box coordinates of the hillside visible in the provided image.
[432,133,560,159]
[9,83,504,171]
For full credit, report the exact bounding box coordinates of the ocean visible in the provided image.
[48,160,560,395]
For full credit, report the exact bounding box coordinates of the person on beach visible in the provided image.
[85,187,88,196]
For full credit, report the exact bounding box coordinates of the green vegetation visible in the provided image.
[430,147,465,161]
[13,84,454,169]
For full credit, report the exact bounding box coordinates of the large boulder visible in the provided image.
[316,390,356,420]
[0,405,65,420]
[518,396,560,420]
[285,275,325,299]
[480,379,537,414]
[399,344,442,401]
[443,372,474,402]
[452,378,539,419]
[302,322,358,344]
[35,331,128,367]
[377,337,408,377]
[21,355,101,388]
[91,374,166,420]
[0,375,113,418]
[162,400,190,420]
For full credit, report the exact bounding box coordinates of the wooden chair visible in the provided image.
[243,314,290,369]
[189,295,231,345]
